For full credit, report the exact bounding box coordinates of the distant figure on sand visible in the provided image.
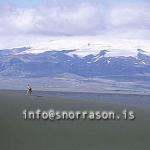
[27,84,32,95]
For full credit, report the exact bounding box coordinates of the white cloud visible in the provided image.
[109,5,150,29]
[0,3,103,36]
[105,3,150,38]
[0,1,150,49]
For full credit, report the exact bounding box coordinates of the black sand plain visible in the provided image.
[0,90,150,150]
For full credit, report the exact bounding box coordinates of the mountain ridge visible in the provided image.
[0,46,150,81]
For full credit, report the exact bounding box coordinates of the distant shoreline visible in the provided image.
[0,88,150,96]
[0,89,150,110]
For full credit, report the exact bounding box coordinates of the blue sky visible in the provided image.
[0,0,39,8]
[0,0,149,8]
[0,0,150,48]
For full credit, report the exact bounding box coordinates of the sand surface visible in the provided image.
[0,90,150,150]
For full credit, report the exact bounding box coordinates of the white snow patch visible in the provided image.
[107,60,111,63]
[141,61,146,64]
[15,37,150,58]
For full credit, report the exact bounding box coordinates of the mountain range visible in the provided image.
[0,42,150,81]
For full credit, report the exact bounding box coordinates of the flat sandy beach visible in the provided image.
[0,90,150,150]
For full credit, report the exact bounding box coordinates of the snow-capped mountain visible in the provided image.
[21,38,150,57]
[0,39,150,81]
